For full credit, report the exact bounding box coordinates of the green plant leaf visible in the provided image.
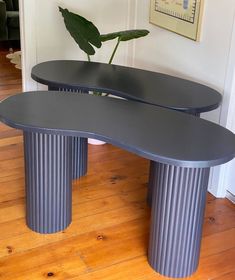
[59,7,102,55]
[100,29,149,42]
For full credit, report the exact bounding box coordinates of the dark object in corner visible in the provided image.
[0,0,20,47]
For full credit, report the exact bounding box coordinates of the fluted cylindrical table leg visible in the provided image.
[23,132,72,234]
[148,163,210,278]
[147,161,158,206]
[147,112,201,206]
[48,86,88,180]
[71,137,88,179]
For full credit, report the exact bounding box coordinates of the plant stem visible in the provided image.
[108,38,121,64]
[87,54,91,62]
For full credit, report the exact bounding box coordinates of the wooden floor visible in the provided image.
[0,49,235,280]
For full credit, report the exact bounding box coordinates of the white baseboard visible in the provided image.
[226,191,235,204]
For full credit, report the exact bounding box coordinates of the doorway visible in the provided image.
[0,0,22,101]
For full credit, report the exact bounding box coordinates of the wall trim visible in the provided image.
[220,12,235,129]
[213,11,235,197]
[226,191,235,204]
[126,0,138,66]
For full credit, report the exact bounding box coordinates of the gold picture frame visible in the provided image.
[150,0,204,41]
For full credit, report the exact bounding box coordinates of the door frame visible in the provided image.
[19,0,38,91]
[212,12,235,198]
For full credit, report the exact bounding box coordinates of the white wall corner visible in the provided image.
[208,165,228,198]
[226,190,235,204]
[213,11,235,198]
[219,11,235,129]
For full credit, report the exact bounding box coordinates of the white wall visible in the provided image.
[132,0,235,122]
[227,98,235,195]
[130,0,235,196]
[35,0,131,64]
[19,0,37,91]
[21,0,134,91]
[217,16,235,198]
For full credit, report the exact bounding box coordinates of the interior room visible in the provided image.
[0,0,235,279]
[0,0,21,92]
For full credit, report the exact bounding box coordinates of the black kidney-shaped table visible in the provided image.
[31,60,222,205]
[0,91,234,278]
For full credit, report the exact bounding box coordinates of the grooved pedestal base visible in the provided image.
[147,112,201,206]
[147,161,158,206]
[148,164,210,278]
[48,86,88,180]
[71,137,87,179]
[23,132,72,233]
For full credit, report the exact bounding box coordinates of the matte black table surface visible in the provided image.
[1,91,234,278]
[31,60,222,114]
[0,92,232,167]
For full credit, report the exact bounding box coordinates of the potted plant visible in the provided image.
[59,7,149,143]
[59,7,149,65]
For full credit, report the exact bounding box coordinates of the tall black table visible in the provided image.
[0,91,234,278]
[31,60,222,204]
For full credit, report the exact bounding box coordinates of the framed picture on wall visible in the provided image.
[150,0,204,41]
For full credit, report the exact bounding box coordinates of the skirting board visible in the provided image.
[226,191,235,204]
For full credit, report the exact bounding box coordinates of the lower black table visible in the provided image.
[31,60,222,206]
[0,91,234,278]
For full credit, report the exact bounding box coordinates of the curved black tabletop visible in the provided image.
[0,91,234,168]
[31,60,222,114]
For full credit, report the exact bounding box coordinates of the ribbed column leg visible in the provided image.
[147,161,158,206]
[148,164,210,278]
[71,137,88,179]
[48,86,88,180]
[147,112,201,206]
[23,132,72,234]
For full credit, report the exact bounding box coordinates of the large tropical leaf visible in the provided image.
[100,29,149,42]
[59,7,102,55]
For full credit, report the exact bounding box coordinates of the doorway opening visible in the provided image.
[0,0,22,102]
